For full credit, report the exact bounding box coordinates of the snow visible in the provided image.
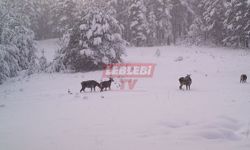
[87,30,93,39]
[93,37,102,45]
[80,49,94,56]
[1,40,250,150]
[130,20,138,28]
[79,24,87,30]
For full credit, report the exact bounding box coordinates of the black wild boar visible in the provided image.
[80,80,101,92]
[100,78,114,92]
[240,74,247,83]
[179,74,192,90]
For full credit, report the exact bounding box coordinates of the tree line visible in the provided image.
[19,0,250,48]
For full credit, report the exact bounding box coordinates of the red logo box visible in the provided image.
[103,63,156,78]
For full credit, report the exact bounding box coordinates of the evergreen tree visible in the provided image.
[170,0,192,44]
[187,0,206,45]
[152,0,173,45]
[146,7,158,46]
[29,0,56,40]
[52,0,79,35]
[187,17,205,45]
[0,0,37,84]
[52,3,126,72]
[187,0,226,45]
[111,0,131,41]
[245,4,250,48]
[128,0,148,46]
[224,0,250,47]
[200,0,226,44]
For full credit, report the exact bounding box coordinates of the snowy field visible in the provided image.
[1,39,250,150]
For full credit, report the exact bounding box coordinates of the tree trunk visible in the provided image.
[246,40,249,48]
[167,37,171,45]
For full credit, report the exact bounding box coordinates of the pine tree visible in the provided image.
[128,0,148,46]
[170,0,193,44]
[187,17,205,45]
[153,0,173,45]
[245,4,250,48]
[224,0,250,47]
[187,0,206,45]
[111,0,131,41]
[187,0,226,45]
[0,45,20,84]
[52,0,79,35]
[200,0,226,44]
[28,0,56,40]
[52,3,126,72]
[0,0,37,83]
[146,8,157,46]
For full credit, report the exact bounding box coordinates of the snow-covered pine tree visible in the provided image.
[110,0,131,42]
[151,0,173,45]
[128,0,148,46]
[0,0,37,84]
[187,0,206,45]
[28,0,56,40]
[146,7,157,46]
[0,45,20,84]
[223,0,250,48]
[187,17,205,45]
[170,0,184,44]
[245,3,250,48]
[52,2,126,72]
[187,0,226,45]
[52,0,79,35]
[170,0,194,44]
[200,0,226,45]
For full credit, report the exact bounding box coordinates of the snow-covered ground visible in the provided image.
[1,39,250,150]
